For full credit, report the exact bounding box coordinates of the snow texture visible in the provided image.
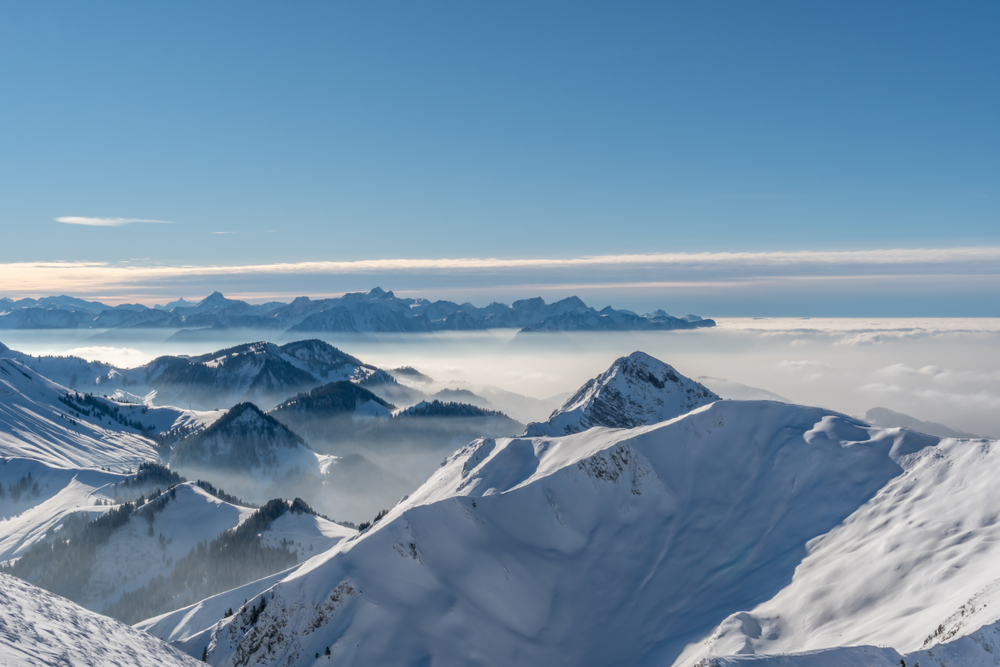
[0,358,177,469]
[0,571,201,667]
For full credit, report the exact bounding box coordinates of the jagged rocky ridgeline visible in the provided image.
[0,287,715,334]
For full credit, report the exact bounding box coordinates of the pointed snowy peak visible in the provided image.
[0,340,8,353]
[525,351,719,436]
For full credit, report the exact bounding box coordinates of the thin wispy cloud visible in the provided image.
[55,216,173,227]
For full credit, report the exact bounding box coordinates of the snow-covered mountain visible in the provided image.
[0,357,215,469]
[168,401,406,522]
[3,338,395,412]
[0,343,130,391]
[0,571,201,667]
[171,403,330,477]
[4,469,355,624]
[268,381,395,430]
[143,399,935,667]
[525,351,719,436]
[0,458,127,563]
[136,340,392,411]
[0,288,715,333]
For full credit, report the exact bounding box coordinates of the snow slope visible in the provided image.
[0,458,123,562]
[0,344,128,391]
[79,484,353,615]
[0,571,201,667]
[144,399,930,667]
[83,483,257,612]
[525,351,719,436]
[676,434,1000,666]
[0,358,164,469]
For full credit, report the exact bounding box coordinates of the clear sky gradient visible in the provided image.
[1,2,997,314]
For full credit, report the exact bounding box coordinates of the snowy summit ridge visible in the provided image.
[525,351,719,437]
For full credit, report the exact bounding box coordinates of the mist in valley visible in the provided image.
[4,318,1000,437]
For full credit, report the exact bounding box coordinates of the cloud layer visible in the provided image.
[55,217,172,227]
[1,246,998,314]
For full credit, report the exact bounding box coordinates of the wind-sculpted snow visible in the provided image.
[0,571,201,667]
[145,400,927,667]
[525,351,719,436]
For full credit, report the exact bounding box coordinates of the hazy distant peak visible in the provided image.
[511,296,546,309]
[864,406,982,439]
[270,380,395,415]
[154,297,197,311]
[197,291,230,308]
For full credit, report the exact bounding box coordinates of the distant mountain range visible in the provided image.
[0,287,715,334]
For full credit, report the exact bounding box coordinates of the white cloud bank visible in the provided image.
[55,217,172,227]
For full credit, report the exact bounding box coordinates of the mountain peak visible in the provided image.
[197,291,230,307]
[171,401,309,473]
[525,351,719,436]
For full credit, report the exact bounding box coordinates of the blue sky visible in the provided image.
[0,2,997,314]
